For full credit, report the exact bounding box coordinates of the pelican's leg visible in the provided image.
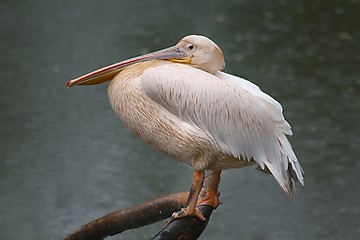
[171,170,206,221]
[197,170,221,209]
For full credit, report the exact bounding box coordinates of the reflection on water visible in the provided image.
[0,0,359,239]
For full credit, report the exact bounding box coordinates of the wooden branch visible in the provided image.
[151,204,214,240]
[64,176,218,240]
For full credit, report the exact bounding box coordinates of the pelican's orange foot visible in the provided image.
[173,207,206,221]
[166,206,206,225]
[197,189,220,209]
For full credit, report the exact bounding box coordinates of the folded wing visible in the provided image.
[142,64,304,194]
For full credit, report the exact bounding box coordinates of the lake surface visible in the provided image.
[0,0,359,239]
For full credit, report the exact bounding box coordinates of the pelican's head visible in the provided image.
[67,35,224,87]
[176,35,225,74]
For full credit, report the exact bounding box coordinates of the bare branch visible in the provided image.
[64,175,218,240]
[64,192,188,240]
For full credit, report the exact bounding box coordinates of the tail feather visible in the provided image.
[261,135,304,195]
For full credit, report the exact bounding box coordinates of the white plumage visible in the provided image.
[141,63,303,193]
[68,35,304,221]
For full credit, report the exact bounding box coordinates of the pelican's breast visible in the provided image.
[108,61,217,168]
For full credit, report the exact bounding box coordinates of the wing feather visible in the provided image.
[142,64,303,193]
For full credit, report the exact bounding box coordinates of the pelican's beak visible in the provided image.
[66,46,191,87]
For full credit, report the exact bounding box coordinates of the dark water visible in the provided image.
[0,1,359,239]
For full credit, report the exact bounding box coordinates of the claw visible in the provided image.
[165,207,206,226]
[173,207,206,221]
[193,208,206,221]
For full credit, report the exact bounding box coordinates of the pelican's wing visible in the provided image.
[142,64,303,194]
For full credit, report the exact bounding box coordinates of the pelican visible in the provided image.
[67,35,304,221]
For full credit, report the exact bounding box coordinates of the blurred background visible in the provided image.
[0,0,359,239]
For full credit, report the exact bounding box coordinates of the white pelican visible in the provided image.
[67,35,304,221]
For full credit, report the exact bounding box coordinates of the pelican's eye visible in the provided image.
[187,44,195,51]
